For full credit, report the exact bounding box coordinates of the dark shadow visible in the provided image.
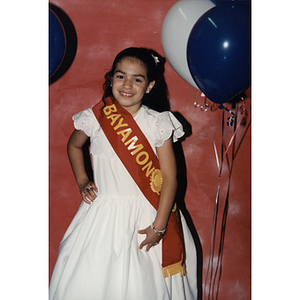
[173,112,203,300]
[49,3,78,84]
[82,138,94,182]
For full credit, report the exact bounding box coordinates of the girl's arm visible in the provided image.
[138,136,177,251]
[153,137,177,230]
[67,129,98,204]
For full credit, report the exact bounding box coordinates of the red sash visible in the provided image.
[92,97,185,277]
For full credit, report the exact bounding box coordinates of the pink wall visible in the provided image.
[49,1,251,299]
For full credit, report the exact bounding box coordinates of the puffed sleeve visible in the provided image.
[72,108,97,137]
[154,111,185,148]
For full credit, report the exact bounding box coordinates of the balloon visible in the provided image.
[211,0,251,8]
[49,4,78,84]
[187,4,251,104]
[49,8,66,77]
[161,0,215,89]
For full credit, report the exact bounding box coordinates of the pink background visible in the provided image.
[49,1,251,299]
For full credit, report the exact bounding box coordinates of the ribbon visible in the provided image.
[219,100,247,160]
[194,91,211,112]
[204,98,250,300]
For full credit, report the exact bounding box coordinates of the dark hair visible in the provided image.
[102,47,170,112]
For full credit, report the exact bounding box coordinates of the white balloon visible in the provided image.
[161,0,215,89]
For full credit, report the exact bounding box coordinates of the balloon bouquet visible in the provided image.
[161,0,251,158]
[161,0,251,105]
[162,1,251,299]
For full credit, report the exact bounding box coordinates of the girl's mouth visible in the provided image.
[120,91,134,98]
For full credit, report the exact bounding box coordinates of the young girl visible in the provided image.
[49,47,198,300]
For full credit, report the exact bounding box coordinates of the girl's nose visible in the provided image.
[123,78,132,89]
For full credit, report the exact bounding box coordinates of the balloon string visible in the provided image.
[204,176,221,300]
[194,91,211,111]
[211,176,230,300]
[213,141,220,172]
[221,102,247,160]
[194,91,201,108]
[219,104,234,126]
[210,104,248,299]
[205,101,248,300]
[204,111,226,300]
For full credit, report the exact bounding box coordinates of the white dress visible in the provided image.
[49,105,198,300]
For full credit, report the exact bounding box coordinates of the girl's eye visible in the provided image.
[116,75,124,79]
[134,78,142,83]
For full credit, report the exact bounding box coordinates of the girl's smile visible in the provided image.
[111,58,155,115]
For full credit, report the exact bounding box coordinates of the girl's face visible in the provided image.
[111,57,155,115]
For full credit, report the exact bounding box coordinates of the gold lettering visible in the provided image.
[117,128,132,142]
[136,151,149,165]
[124,135,144,155]
[103,104,117,115]
[142,161,156,177]
[107,113,121,126]
[114,117,128,131]
[129,143,144,155]
[124,136,144,155]
[124,136,138,146]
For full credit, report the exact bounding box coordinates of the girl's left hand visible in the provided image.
[137,226,162,252]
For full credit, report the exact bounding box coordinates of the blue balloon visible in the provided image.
[187,4,251,104]
[211,0,251,8]
[49,9,66,77]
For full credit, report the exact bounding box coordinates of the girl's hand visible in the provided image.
[79,179,98,204]
[138,226,162,252]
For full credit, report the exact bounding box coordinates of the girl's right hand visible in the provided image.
[79,179,98,204]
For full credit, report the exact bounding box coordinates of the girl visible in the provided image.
[50,47,198,300]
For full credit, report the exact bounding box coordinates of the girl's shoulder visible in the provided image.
[72,108,99,137]
[137,105,171,128]
[140,105,161,117]
[138,106,185,145]
[139,105,172,120]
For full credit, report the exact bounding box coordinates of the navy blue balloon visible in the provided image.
[49,9,66,77]
[211,0,251,8]
[187,4,251,104]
